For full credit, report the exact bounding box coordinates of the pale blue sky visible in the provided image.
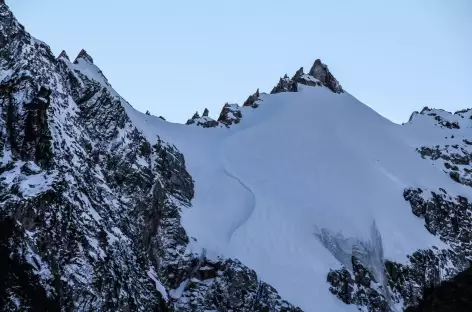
[9,0,471,123]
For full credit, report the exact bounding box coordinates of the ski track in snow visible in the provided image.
[221,167,256,242]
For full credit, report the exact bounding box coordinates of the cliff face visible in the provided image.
[404,266,472,312]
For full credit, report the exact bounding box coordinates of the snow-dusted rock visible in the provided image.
[243,89,261,108]
[271,59,343,94]
[217,103,242,126]
[185,110,219,128]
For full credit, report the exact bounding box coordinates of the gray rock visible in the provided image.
[308,59,344,93]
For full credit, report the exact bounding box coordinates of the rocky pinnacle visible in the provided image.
[73,49,94,64]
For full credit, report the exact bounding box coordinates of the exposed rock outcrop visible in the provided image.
[404,266,472,312]
[217,103,242,127]
[271,59,343,94]
[57,50,70,61]
[73,49,94,64]
[243,89,261,108]
[185,110,219,128]
[308,59,343,93]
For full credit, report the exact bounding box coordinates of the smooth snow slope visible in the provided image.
[122,84,472,311]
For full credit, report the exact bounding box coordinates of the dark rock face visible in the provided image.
[327,257,390,312]
[403,189,472,261]
[243,89,260,108]
[174,257,302,312]
[0,215,61,311]
[417,144,472,187]
[57,50,70,61]
[73,49,94,64]
[308,59,343,93]
[404,266,472,312]
[217,103,243,127]
[0,3,301,311]
[271,75,298,94]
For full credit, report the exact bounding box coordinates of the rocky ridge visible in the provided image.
[189,60,342,129]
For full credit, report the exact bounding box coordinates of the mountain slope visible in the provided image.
[124,82,472,311]
[1,2,472,312]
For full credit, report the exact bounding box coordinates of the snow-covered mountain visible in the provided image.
[1,3,471,311]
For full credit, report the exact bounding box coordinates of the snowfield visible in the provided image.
[121,84,472,311]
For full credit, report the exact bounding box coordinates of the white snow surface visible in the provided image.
[74,63,471,311]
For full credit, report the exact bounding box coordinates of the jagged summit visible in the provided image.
[196,59,342,129]
[293,67,304,80]
[57,50,70,61]
[271,59,343,94]
[218,103,242,126]
[243,89,260,108]
[308,59,343,93]
[185,109,219,128]
[73,48,93,64]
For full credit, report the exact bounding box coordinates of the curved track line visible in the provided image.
[222,166,256,243]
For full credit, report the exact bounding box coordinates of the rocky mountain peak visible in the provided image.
[218,103,243,127]
[270,59,343,94]
[292,67,304,80]
[57,50,70,61]
[73,48,94,64]
[243,89,260,108]
[186,110,218,128]
[308,59,343,93]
